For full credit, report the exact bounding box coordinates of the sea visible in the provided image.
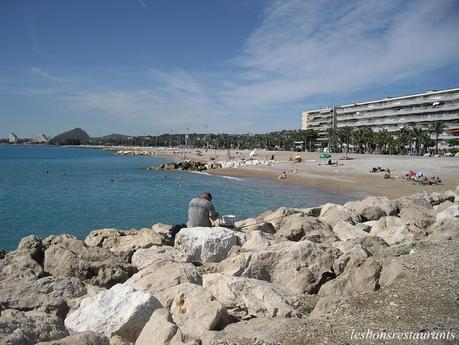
[0,145,356,252]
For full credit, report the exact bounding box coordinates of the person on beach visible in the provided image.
[167,192,219,238]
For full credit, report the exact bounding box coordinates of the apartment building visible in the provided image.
[302,88,459,143]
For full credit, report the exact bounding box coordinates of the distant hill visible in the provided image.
[49,128,90,145]
[100,133,131,140]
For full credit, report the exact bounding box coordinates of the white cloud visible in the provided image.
[22,0,459,133]
[223,0,459,108]
[30,67,62,82]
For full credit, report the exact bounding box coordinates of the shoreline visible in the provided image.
[143,148,459,200]
[5,144,458,200]
[207,166,457,199]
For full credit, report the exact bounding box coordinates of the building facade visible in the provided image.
[302,88,459,144]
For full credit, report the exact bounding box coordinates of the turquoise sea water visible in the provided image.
[0,146,356,252]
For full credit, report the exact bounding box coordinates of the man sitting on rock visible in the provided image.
[187,192,219,227]
[167,192,219,239]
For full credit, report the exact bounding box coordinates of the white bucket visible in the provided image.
[221,215,236,227]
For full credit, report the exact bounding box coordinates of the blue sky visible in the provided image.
[1,0,459,138]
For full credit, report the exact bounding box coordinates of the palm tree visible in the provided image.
[430,121,446,155]
[374,129,390,154]
[352,128,368,154]
[326,128,337,152]
[411,127,426,156]
[397,127,411,155]
[337,126,353,158]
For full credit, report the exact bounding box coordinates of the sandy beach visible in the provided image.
[134,147,459,199]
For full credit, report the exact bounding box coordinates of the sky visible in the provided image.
[1,0,459,138]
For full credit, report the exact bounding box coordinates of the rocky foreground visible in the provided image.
[1,189,458,345]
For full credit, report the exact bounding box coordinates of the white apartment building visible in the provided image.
[302,88,459,143]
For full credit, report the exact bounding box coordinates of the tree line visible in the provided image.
[85,121,458,155]
[327,121,450,155]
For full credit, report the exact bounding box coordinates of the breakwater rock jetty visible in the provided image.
[153,159,275,172]
[1,188,458,344]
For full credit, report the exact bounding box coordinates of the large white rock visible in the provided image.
[64,284,161,342]
[218,240,337,294]
[126,260,201,297]
[174,227,245,263]
[202,273,299,318]
[132,246,191,270]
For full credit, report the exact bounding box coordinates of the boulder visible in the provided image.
[428,219,459,241]
[110,228,164,255]
[155,283,229,340]
[331,236,389,256]
[84,228,122,247]
[0,309,69,345]
[174,227,244,263]
[235,217,276,234]
[16,234,45,263]
[318,203,361,227]
[331,221,370,241]
[399,206,436,229]
[126,259,201,297]
[0,276,86,318]
[258,207,302,231]
[437,205,459,222]
[274,214,337,243]
[370,216,426,245]
[65,284,161,342]
[0,248,5,259]
[132,246,191,270]
[393,192,433,211]
[241,230,277,251]
[135,309,178,345]
[85,228,164,257]
[202,273,300,318]
[318,257,382,298]
[43,235,136,288]
[36,332,110,345]
[152,223,172,235]
[332,244,371,275]
[0,250,45,281]
[344,196,397,221]
[218,240,337,294]
[200,317,304,345]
